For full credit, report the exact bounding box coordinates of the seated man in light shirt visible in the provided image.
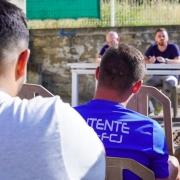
[0,1,105,179]
[94,31,120,63]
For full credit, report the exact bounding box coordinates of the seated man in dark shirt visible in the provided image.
[144,28,180,115]
[75,43,180,180]
[93,31,120,63]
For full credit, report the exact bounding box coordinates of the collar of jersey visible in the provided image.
[86,99,125,108]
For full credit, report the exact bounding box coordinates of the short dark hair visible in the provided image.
[0,0,29,61]
[155,28,168,36]
[98,43,146,95]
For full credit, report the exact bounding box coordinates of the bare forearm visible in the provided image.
[166,59,180,64]
[93,55,102,63]
[144,55,156,64]
[156,56,180,64]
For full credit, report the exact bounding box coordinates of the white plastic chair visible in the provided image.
[127,85,179,156]
[106,157,155,180]
[17,83,54,100]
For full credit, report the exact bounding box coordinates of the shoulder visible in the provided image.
[145,43,157,54]
[74,103,87,109]
[74,103,89,114]
[103,44,109,48]
[126,108,164,130]
[167,43,180,56]
[99,44,109,55]
[148,43,157,49]
[126,107,152,120]
[1,95,104,150]
[135,110,162,128]
[168,42,179,49]
[101,44,109,50]
[0,95,77,123]
[22,95,64,112]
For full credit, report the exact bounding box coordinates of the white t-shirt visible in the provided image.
[0,91,105,180]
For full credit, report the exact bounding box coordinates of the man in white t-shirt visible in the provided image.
[0,1,105,179]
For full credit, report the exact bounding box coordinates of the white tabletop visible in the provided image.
[67,63,180,106]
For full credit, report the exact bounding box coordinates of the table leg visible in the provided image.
[72,71,78,107]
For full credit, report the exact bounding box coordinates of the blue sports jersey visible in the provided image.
[74,99,169,180]
[99,44,109,56]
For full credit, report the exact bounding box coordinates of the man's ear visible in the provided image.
[132,80,143,94]
[95,66,100,81]
[17,49,30,78]
[167,35,169,41]
[117,37,120,42]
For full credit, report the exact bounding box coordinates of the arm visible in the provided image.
[144,45,156,64]
[144,55,156,64]
[156,155,180,180]
[93,54,102,63]
[93,44,109,63]
[144,55,149,64]
[168,56,180,63]
[156,56,180,64]
[168,155,180,180]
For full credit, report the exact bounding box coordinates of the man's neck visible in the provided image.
[0,75,17,97]
[157,43,168,52]
[93,87,131,107]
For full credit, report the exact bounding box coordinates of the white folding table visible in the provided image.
[67,63,180,107]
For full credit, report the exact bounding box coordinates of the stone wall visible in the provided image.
[29,26,180,104]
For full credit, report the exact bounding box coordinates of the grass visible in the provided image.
[27,0,180,29]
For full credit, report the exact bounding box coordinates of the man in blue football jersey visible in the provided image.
[75,43,180,180]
